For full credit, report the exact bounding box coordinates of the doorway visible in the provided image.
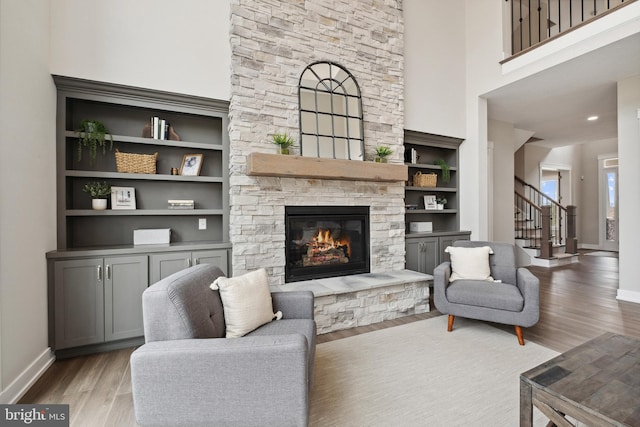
[599,155,619,251]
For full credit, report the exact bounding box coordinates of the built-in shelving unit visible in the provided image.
[47,76,231,356]
[404,130,470,275]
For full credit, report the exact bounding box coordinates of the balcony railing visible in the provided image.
[508,0,634,55]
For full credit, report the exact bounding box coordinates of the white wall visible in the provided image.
[403,0,466,138]
[488,120,516,242]
[0,0,56,402]
[50,0,231,100]
[617,75,640,303]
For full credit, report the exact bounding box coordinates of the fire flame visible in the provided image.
[312,228,351,257]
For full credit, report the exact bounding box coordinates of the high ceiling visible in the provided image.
[485,32,640,148]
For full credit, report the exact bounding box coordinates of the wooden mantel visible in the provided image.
[247,152,408,182]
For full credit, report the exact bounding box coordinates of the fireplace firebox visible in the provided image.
[285,206,370,282]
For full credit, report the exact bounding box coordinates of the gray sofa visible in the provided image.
[130,264,316,427]
[434,240,539,345]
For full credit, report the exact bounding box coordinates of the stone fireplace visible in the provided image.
[226,0,431,334]
[285,206,370,282]
[228,0,406,286]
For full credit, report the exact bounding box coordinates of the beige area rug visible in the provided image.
[309,315,559,427]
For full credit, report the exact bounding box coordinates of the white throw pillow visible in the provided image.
[210,268,282,338]
[445,246,494,282]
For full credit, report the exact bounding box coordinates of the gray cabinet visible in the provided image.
[54,255,148,350]
[150,249,228,283]
[48,77,231,356]
[405,232,470,275]
[405,236,439,274]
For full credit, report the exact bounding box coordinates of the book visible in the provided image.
[168,199,194,209]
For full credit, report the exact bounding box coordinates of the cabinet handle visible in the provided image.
[186,258,191,268]
[194,258,199,265]
[97,265,102,281]
[106,264,111,280]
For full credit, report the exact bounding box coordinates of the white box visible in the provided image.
[409,222,433,233]
[134,228,171,245]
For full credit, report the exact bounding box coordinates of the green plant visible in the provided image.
[83,181,111,199]
[77,119,113,163]
[437,197,447,205]
[433,159,450,183]
[374,145,394,158]
[271,133,296,148]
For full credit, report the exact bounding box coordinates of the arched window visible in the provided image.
[298,61,364,160]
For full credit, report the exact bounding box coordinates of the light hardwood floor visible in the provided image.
[20,250,639,426]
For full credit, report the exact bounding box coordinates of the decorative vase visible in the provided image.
[437,204,444,210]
[92,198,108,210]
[279,147,290,155]
[375,157,388,163]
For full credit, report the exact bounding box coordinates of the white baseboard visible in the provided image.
[579,243,601,250]
[616,289,640,304]
[0,347,54,404]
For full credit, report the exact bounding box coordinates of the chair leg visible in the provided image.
[447,315,455,332]
[515,325,524,346]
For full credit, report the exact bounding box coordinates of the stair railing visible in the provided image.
[506,0,634,55]
[514,176,577,255]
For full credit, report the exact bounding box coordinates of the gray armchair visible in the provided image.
[130,264,316,427]
[434,240,539,345]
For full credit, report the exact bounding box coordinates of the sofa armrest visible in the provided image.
[271,290,315,320]
[516,267,540,327]
[433,262,452,313]
[131,335,309,427]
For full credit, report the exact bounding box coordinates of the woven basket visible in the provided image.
[413,171,437,187]
[115,149,158,174]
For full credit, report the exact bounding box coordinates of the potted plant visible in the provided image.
[83,181,111,210]
[271,133,296,155]
[437,197,447,210]
[433,159,450,183]
[77,119,113,164]
[374,145,393,163]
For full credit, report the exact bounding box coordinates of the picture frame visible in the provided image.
[111,186,136,210]
[180,154,203,176]
[423,195,437,210]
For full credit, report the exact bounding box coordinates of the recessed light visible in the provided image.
[587,116,599,121]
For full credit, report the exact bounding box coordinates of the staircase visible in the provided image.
[514,177,579,267]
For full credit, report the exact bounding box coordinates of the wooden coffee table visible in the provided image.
[520,332,640,427]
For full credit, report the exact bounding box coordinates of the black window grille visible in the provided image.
[298,61,364,160]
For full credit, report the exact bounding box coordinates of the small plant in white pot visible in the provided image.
[83,181,111,210]
[374,145,393,163]
[271,133,296,155]
[437,197,447,210]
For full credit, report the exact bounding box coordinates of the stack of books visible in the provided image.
[168,199,194,210]
[405,147,418,164]
[151,116,171,140]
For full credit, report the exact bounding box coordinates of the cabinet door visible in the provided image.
[149,252,192,284]
[54,258,105,349]
[193,249,229,276]
[405,239,424,273]
[405,238,439,274]
[421,237,440,274]
[104,256,149,342]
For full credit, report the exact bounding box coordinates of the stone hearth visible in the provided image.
[271,270,432,334]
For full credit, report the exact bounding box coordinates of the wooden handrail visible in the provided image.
[515,176,565,212]
[514,177,578,254]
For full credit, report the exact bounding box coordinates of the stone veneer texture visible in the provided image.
[229,0,405,284]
